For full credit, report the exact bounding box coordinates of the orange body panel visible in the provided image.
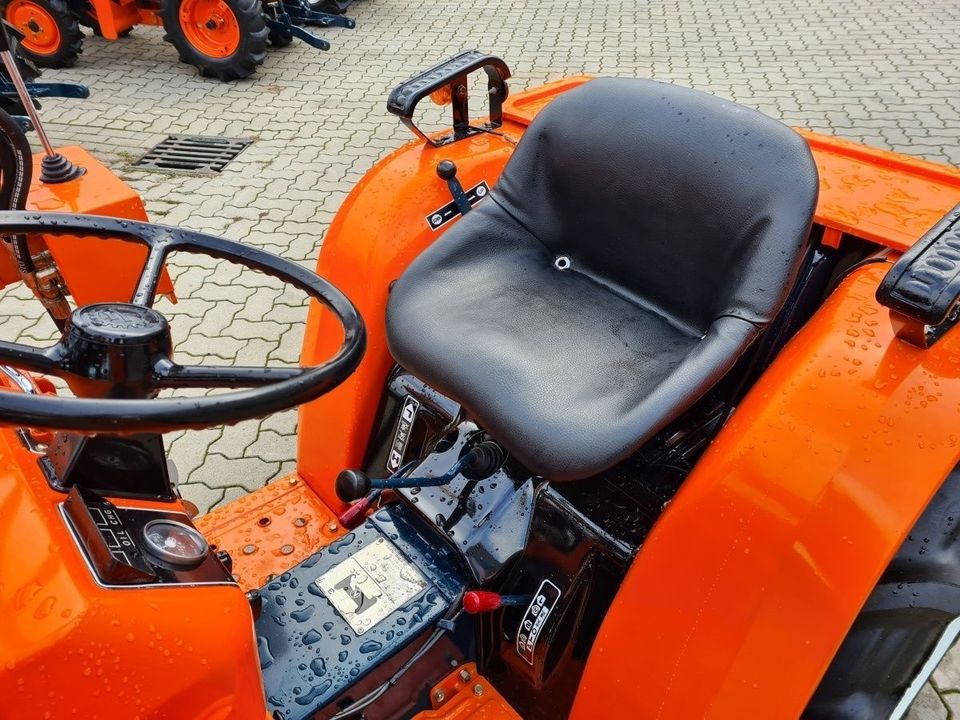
[196,474,345,592]
[87,0,139,38]
[801,130,960,250]
[18,146,176,305]
[0,421,268,720]
[413,663,521,720]
[571,264,960,718]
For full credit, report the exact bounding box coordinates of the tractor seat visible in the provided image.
[386,78,818,481]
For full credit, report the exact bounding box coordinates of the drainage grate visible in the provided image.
[134,135,253,173]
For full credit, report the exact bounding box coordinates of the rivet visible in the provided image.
[473,684,484,696]
[293,517,307,527]
[327,522,338,532]
[434,689,445,703]
[242,544,257,555]
[458,669,471,682]
[280,544,295,555]
[554,255,571,271]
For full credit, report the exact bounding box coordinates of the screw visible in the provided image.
[473,684,484,696]
[458,669,471,682]
[434,689,445,703]
[327,522,338,532]
[242,544,256,555]
[280,544,294,555]
[293,517,307,528]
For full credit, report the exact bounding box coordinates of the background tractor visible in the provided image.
[0,0,355,80]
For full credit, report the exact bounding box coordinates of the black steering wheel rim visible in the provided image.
[0,212,366,433]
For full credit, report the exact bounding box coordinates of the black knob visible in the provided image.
[436,160,458,181]
[336,469,372,502]
[461,441,506,480]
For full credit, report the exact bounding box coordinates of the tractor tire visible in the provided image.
[1,0,82,68]
[805,464,960,719]
[161,0,267,81]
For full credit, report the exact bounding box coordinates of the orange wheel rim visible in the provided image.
[178,0,240,59]
[5,0,61,56]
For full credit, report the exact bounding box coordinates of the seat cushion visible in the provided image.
[386,203,759,480]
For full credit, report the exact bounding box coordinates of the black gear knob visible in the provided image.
[336,469,372,502]
[436,160,458,180]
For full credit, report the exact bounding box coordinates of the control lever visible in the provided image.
[0,22,83,183]
[335,440,505,503]
[437,160,472,217]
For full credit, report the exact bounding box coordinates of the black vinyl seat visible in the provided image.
[386,78,819,481]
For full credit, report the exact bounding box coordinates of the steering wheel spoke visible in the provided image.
[153,358,305,389]
[0,338,60,375]
[131,243,172,307]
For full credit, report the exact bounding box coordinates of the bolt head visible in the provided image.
[434,689,445,703]
[293,517,307,527]
[280,544,294,555]
[458,669,471,682]
[473,683,484,696]
[327,522,338,532]
[242,544,256,555]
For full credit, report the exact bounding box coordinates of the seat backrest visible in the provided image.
[494,77,819,335]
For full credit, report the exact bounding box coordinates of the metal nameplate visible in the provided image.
[315,537,428,635]
[425,181,489,231]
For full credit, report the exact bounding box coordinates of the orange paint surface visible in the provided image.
[801,130,960,251]
[413,663,521,720]
[20,146,176,305]
[572,264,960,718]
[196,474,345,592]
[87,0,139,37]
[0,423,267,720]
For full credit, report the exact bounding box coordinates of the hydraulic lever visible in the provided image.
[335,440,505,503]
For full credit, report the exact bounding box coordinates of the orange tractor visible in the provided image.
[1,48,960,719]
[0,0,354,79]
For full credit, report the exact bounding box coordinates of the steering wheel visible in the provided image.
[0,212,365,433]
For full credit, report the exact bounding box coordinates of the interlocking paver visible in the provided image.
[0,0,957,713]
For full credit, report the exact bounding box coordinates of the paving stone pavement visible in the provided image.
[0,0,957,714]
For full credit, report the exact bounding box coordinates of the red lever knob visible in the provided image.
[464,590,503,614]
[337,497,372,530]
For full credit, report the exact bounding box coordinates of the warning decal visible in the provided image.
[516,579,561,665]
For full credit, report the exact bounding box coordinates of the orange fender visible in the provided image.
[572,264,960,718]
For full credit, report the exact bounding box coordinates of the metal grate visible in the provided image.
[134,135,253,173]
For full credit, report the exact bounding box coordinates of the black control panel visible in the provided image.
[61,487,232,588]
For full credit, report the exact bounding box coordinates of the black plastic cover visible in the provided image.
[877,203,960,326]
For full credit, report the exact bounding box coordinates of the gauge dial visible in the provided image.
[142,519,208,566]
